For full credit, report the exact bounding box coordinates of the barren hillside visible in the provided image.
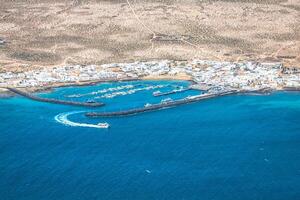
[0,0,299,72]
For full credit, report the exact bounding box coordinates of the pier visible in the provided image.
[86,90,238,117]
[7,87,104,107]
[153,88,191,97]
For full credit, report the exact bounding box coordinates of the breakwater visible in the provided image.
[282,87,300,91]
[7,87,104,107]
[86,90,238,117]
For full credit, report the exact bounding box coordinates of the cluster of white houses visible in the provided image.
[0,65,124,87]
[0,60,300,91]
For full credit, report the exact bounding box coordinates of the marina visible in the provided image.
[95,84,167,99]
[65,84,137,98]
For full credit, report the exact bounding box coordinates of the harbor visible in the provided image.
[2,59,300,117]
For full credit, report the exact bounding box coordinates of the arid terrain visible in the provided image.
[0,0,299,73]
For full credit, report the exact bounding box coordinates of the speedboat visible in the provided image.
[97,122,110,128]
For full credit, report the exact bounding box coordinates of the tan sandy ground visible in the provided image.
[143,73,192,81]
[0,0,299,73]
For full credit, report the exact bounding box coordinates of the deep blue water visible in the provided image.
[0,80,300,200]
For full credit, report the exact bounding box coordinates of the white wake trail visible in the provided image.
[54,111,106,129]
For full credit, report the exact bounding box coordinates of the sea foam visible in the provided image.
[54,111,106,129]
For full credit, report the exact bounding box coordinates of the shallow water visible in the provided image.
[0,80,300,200]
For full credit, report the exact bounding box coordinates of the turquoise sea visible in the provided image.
[0,80,299,200]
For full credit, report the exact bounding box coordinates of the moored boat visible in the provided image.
[144,103,152,107]
[153,90,162,96]
[161,98,173,104]
[86,99,96,103]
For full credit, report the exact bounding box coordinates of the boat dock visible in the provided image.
[7,87,104,107]
[86,90,237,117]
[153,88,191,97]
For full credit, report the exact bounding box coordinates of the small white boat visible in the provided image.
[65,94,81,98]
[144,103,152,108]
[161,98,173,104]
[153,91,162,96]
[104,94,114,98]
[86,99,96,103]
[185,95,193,100]
[97,122,110,128]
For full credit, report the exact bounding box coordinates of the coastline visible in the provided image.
[0,78,139,97]
[1,59,300,99]
[2,76,300,101]
[0,74,194,97]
